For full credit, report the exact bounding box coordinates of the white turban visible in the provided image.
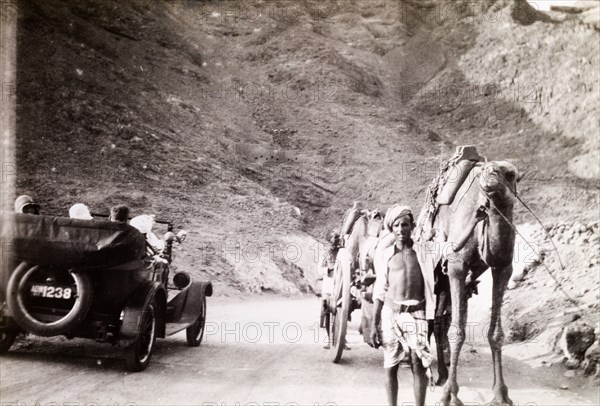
[69,203,93,220]
[130,214,155,234]
[130,214,164,252]
[384,205,412,232]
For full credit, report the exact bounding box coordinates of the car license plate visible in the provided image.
[30,285,73,299]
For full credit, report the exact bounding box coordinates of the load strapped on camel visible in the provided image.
[415,145,486,243]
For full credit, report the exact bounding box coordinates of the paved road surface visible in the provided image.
[0,295,596,406]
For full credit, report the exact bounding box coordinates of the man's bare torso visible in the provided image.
[386,244,424,302]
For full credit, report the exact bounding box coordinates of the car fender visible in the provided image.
[177,281,212,326]
[165,281,212,334]
[119,281,166,345]
[197,280,213,298]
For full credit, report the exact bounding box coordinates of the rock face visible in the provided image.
[560,321,596,369]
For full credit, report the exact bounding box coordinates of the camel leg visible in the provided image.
[441,263,468,406]
[434,315,449,385]
[488,266,513,406]
[427,316,448,385]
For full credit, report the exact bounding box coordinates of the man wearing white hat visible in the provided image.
[14,195,40,214]
[371,204,488,406]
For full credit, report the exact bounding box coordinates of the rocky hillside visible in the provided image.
[13,0,599,327]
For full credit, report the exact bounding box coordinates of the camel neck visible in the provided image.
[479,206,516,266]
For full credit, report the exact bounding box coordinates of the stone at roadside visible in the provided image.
[582,339,600,378]
[560,321,596,369]
[426,129,441,141]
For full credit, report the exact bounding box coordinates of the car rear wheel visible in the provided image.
[7,262,93,337]
[126,300,157,372]
[186,296,206,347]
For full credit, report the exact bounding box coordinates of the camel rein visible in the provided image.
[477,176,582,308]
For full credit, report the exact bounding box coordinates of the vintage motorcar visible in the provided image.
[0,212,212,371]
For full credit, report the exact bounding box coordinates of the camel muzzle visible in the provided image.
[479,162,519,194]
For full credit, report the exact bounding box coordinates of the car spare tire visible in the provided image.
[6,262,93,337]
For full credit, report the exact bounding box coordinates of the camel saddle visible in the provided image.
[437,146,485,205]
[416,145,485,241]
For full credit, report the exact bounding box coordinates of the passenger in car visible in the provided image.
[130,214,169,283]
[130,214,166,254]
[109,205,130,223]
[14,195,40,214]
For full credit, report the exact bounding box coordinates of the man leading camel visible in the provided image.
[371,204,487,406]
[371,205,434,406]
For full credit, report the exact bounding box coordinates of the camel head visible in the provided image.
[367,208,383,221]
[477,161,519,267]
[479,161,519,208]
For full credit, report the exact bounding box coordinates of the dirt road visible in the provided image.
[0,296,596,406]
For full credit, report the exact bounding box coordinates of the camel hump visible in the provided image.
[436,146,485,206]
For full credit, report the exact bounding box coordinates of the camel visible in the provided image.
[420,159,519,406]
[336,208,385,344]
[320,205,384,360]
